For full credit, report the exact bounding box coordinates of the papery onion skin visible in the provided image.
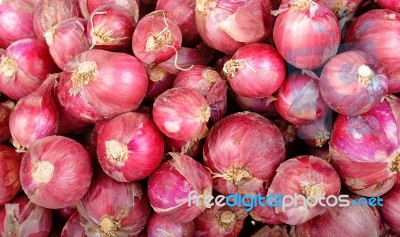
[345,9,400,93]
[195,0,274,54]
[375,0,400,13]
[87,4,136,51]
[147,213,195,237]
[61,211,85,237]
[145,65,175,100]
[148,152,213,223]
[58,49,148,123]
[0,38,59,100]
[44,17,90,69]
[77,171,151,236]
[156,0,199,46]
[295,197,383,237]
[153,87,210,141]
[9,75,59,151]
[20,136,93,209]
[97,112,164,182]
[275,72,329,125]
[33,0,81,41]
[268,155,341,225]
[252,225,291,237]
[0,0,37,48]
[273,0,341,69]
[193,206,247,237]
[381,182,400,234]
[203,112,285,195]
[158,43,215,75]
[132,10,182,65]
[330,97,400,197]
[0,145,21,206]
[234,94,277,117]
[79,0,140,21]
[281,0,362,19]
[320,50,388,116]
[0,101,12,143]
[0,194,52,237]
[173,65,227,122]
[223,43,286,98]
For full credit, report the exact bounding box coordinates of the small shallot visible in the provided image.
[147,213,195,237]
[0,145,21,206]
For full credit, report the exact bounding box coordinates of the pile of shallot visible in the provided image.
[0,0,399,236]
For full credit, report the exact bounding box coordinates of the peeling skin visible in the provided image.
[43,26,56,45]
[199,106,211,122]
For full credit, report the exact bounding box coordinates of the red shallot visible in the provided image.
[0,38,59,100]
[20,136,93,209]
[330,96,400,196]
[9,75,59,151]
[345,9,400,93]
[79,0,140,21]
[44,17,90,69]
[96,112,164,182]
[320,50,388,116]
[204,112,285,195]
[0,0,37,48]
[223,43,286,98]
[173,65,227,122]
[153,87,210,141]
[57,49,148,122]
[273,0,341,69]
[145,65,175,100]
[148,152,213,223]
[87,4,136,51]
[267,155,341,225]
[77,171,151,236]
[132,10,182,65]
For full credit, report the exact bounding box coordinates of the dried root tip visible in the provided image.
[332,1,355,17]
[384,13,397,20]
[44,26,56,45]
[290,0,314,9]
[197,188,212,208]
[218,211,236,229]
[357,65,374,85]
[204,69,218,84]
[390,154,400,173]
[148,65,167,82]
[300,183,325,204]
[213,167,251,185]
[223,59,241,78]
[69,61,97,96]
[91,28,115,47]
[32,161,55,185]
[12,139,26,153]
[0,57,18,78]
[106,140,128,164]
[315,131,330,147]
[196,0,216,13]
[100,216,120,237]
[199,106,211,122]
[145,28,174,52]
